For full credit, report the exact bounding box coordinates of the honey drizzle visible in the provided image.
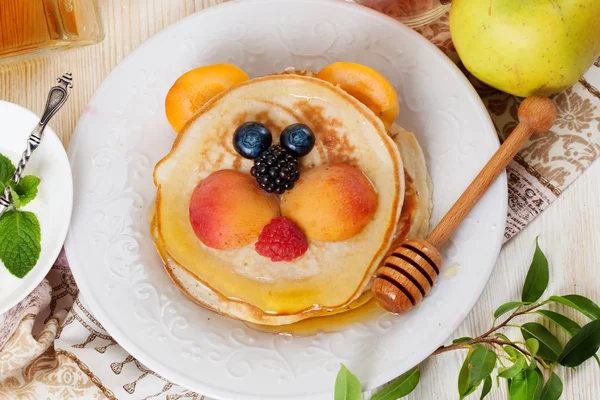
[247,299,385,336]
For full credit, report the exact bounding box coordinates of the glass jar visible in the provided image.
[0,0,104,65]
[351,0,450,28]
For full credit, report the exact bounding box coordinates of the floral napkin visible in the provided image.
[1,12,600,400]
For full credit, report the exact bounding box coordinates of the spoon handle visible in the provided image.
[0,73,72,218]
[426,95,556,248]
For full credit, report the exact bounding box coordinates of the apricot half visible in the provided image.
[165,64,249,132]
[189,170,279,250]
[316,62,399,130]
[281,164,378,242]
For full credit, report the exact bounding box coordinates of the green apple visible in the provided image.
[450,0,600,97]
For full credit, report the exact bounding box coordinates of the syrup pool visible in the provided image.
[247,299,387,336]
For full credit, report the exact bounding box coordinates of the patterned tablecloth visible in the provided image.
[1,12,600,400]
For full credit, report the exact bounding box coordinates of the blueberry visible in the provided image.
[280,123,315,157]
[233,122,272,159]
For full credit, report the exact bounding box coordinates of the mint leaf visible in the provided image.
[12,176,40,207]
[8,182,21,208]
[0,154,16,194]
[0,210,41,278]
[0,154,15,184]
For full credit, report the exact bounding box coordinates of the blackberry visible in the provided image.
[251,145,300,194]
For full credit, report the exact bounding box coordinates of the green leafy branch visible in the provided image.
[0,153,42,278]
[335,238,600,400]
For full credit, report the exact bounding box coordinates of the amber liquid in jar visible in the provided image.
[0,0,104,64]
[352,0,449,27]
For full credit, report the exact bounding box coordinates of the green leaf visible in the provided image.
[335,364,361,400]
[458,347,495,399]
[8,182,20,208]
[453,337,473,344]
[495,333,511,342]
[533,368,544,398]
[12,176,40,207]
[469,347,497,384]
[549,295,600,320]
[494,302,531,319]
[499,348,527,380]
[521,238,549,303]
[508,369,540,400]
[525,339,539,370]
[536,310,581,336]
[371,366,420,400]
[525,339,539,358]
[0,153,15,184]
[594,354,600,368]
[503,345,519,361]
[498,358,526,380]
[463,385,479,399]
[0,210,41,278]
[558,319,600,367]
[480,376,492,400]
[458,349,473,399]
[521,322,562,362]
[0,154,16,196]
[539,372,563,400]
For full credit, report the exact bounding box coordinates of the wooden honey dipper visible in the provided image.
[372,95,557,314]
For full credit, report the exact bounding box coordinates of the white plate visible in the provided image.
[0,100,73,314]
[65,1,507,398]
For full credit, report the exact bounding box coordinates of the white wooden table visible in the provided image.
[1,1,598,398]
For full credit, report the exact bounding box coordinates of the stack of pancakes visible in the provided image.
[152,73,432,325]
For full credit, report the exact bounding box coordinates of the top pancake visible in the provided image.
[153,74,404,315]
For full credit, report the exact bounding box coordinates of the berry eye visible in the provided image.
[234,121,315,194]
[280,123,315,157]
[233,122,272,159]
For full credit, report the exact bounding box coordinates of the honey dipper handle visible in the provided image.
[426,96,557,248]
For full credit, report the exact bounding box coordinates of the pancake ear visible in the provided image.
[315,62,399,130]
[165,64,249,132]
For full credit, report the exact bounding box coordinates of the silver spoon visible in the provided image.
[0,73,73,218]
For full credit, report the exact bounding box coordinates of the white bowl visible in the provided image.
[0,100,73,314]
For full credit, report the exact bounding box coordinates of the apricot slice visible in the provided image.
[281,163,378,242]
[189,170,279,250]
[165,64,249,132]
[316,62,399,130]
